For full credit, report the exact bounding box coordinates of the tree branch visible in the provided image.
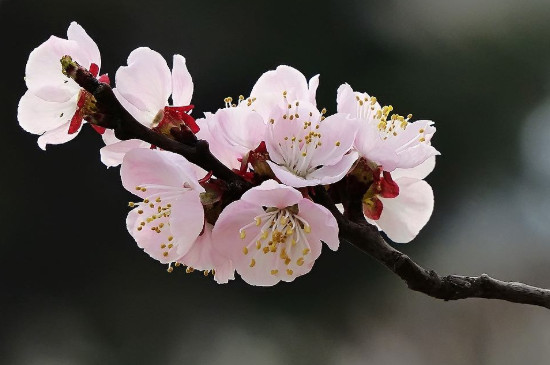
[313,186,550,309]
[64,57,550,309]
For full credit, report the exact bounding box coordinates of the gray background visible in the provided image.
[2,0,550,364]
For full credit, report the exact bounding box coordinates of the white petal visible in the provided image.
[391,156,436,180]
[309,113,358,167]
[241,180,302,208]
[18,91,78,134]
[297,199,339,251]
[37,121,80,150]
[308,74,320,105]
[267,161,319,188]
[121,148,203,199]
[171,54,193,106]
[25,35,82,102]
[100,139,148,167]
[168,190,205,257]
[66,22,100,70]
[115,47,171,124]
[375,177,434,243]
[307,151,358,185]
[113,88,156,127]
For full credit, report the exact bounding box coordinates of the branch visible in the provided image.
[63,57,550,309]
[313,186,550,310]
[62,56,251,198]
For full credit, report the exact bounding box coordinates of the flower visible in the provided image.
[100,47,197,167]
[337,83,439,172]
[122,148,233,283]
[265,100,359,187]
[212,180,339,286]
[18,22,107,150]
[337,83,438,243]
[196,107,266,171]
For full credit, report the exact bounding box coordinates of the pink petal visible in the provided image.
[115,47,171,124]
[66,22,101,70]
[121,149,203,199]
[297,199,339,251]
[171,54,193,106]
[168,190,205,257]
[266,161,316,188]
[37,121,80,150]
[391,156,436,180]
[18,90,78,134]
[307,151,359,185]
[308,74,320,105]
[240,179,302,208]
[375,177,434,243]
[308,113,358,167]
[100,139,148,167]
[25,35,82,102]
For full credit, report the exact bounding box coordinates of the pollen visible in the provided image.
[240,230,246,239]
[163,252,169,257]
[297,257,304,266]
[271,269,278,275]
[335,141,341,147]
[286,269,293,275]
[250,259,256,267]
[243,247,249,255]
[303,248,310,255]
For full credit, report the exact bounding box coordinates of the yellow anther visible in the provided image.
[261,230,269,239]
[135,186,141,191]
[203,270,209,276]
[254,217,262,226]
[303,248,310,255]
[263,247,269,254]
[243,247,249,255]
[144,199,149,203]
[283,91,288,96]
[128,202,135,207]
[163,252,169,257]
[239,95,245,100]
[321,108,327,115]
[335,141,341,147]
[271,269,278,275]
[155,197,161,202]
[149,203,154,208]
[419,129,424,133]
[419,137,426,142]
[250,259,256,267]
[140,222,145,226]
[256,241,262,250]
[286,269,293,275]
[161,244,166,249]
[297,257,304,266]
[159,223,164,228]
[167,266,174,273]
[285,258,291,265]
[138,210,143,214]
[291,239,297,246]
[304,225,311,233]
[137,226,142,231]
[186,267,194,273]
[269,118,275,124]
[270,245,277,252]
[175,262,181,267]
[141,188,147,192]
[168,244,173,249]
[240,230,246,239]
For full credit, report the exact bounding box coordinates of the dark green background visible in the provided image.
[2,0,550,363]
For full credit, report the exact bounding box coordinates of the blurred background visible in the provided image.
[2,0,550,363]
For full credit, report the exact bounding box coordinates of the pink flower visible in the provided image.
[265,100,359,187]
[122,148,232,283]
[212,180,339,286]
[101,47,197,167]
[337,83,439,172]
[196,107,266,171]
[18,22,107,150]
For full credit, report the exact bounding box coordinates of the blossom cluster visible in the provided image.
[18,23,439,286]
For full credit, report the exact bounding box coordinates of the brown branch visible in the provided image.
[63,56,550,309]
[313,186,550,309]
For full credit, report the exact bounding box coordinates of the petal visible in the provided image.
[336,83,356,116]
[375,177,434,243]
[308,74,320,105]
[113,88,156,127]
[391,155,436,180]
[101,129,120,145]
[37,121,80,150]
[126,205,177,264]
[121,148,203,199]
[171,54,193,106]
[309,113,358,167]
[25,35,82,102]
[297,199,339,251]
[18,91,78,134]
[114,47,171,124]
[66,22,100,70]
[249,65,312,119]
[100,139,148,167]
[240,179,302,208]
[307,151,358,185]
[168,190,205,257]
[267,161,319,188]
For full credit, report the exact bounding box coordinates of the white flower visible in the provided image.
[18,22,105,149]
[101,47,196,167]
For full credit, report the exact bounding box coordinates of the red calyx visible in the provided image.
[363,196,383,220]
[160,105,199,134]
[378,171,400,198]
